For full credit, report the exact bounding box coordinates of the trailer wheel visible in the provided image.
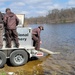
[0,51,6,68]
[10,50,28,66]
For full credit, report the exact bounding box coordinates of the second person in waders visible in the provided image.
[32,26,44,50]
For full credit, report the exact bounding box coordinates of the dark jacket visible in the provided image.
[0,12,3,23]
[4,12,19,29]
[32,28,41,40]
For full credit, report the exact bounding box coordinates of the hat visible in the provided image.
[38,26,44,30]
[5,8,11,12]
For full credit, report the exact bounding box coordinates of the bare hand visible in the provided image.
[40,41,42,44]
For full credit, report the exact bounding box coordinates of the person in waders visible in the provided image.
[0,12,4,48]
[32,26,44,50]
[4,8,19,48]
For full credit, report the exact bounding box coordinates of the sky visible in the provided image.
[0,0,75,18]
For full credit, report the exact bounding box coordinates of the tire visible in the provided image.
[10,50,28,66]
[0,51,6,68]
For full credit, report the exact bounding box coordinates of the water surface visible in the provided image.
[29,23,75,60]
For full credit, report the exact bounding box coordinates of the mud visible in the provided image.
[0,54,50,75]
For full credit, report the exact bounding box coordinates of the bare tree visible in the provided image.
[25,8,75,24]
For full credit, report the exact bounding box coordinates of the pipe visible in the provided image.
[40,48,60,54]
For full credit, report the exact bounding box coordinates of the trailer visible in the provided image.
[0,14,43,68]
[0,14,60,68]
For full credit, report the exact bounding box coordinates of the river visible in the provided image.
[29,23,75,58]
[29,23,75,75]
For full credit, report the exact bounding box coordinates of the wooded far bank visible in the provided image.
[25,8,75,24]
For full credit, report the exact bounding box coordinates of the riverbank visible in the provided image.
[0,52,75,75]
[0,55,50,75]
